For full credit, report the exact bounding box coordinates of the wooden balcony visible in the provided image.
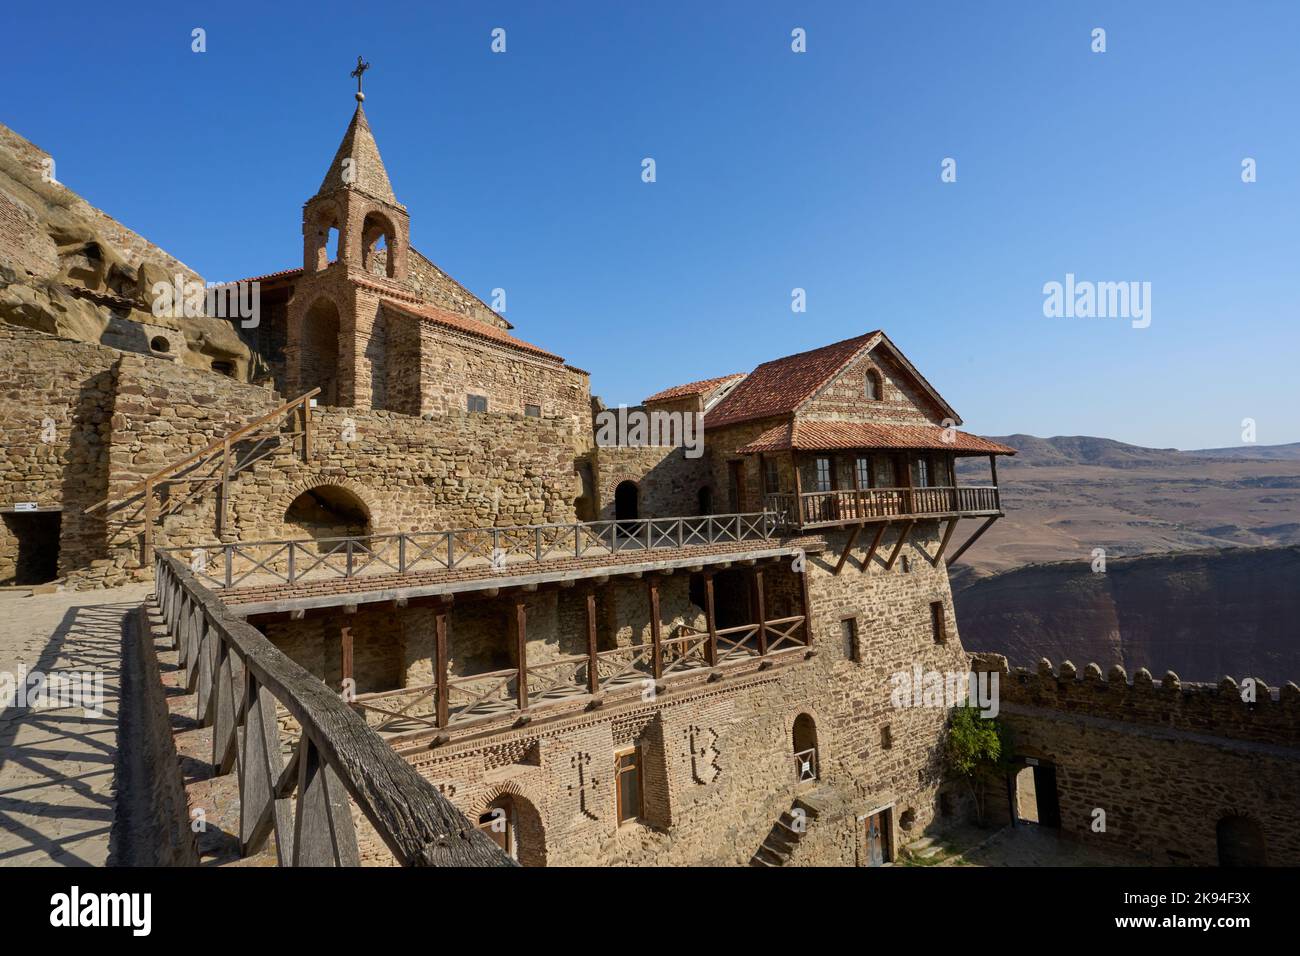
[765,485,1001,530]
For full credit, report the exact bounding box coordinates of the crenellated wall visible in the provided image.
[971,653,1300,865]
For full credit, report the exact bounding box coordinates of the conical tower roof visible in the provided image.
[315,104,397,204]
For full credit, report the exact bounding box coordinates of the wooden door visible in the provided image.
[865,810,890,866]
[728,460,745,512]
[1033,763,1061,828]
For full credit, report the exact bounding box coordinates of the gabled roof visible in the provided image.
[704,332,880,429]
[703,330,961,430]
[316,105,398,204]
[380,297,564,363]
[736,421,1016,456]
[644,373,745,404]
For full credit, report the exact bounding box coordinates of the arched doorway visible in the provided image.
[792,713,819,782]
[302,298,341,405]
[284,485,370,540]
[475,793,546,866]
[1217,815,1266,866]
[614,480,639,521]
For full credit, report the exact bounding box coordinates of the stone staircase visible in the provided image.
[903,835,942,861]
[749,796,821,867]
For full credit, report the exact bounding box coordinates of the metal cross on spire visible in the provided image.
[350,55,371,102]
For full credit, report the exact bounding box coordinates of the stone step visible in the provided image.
[906,836,936,852]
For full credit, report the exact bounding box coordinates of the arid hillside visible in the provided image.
[954,435,1300,582]
[954,545,1300,685]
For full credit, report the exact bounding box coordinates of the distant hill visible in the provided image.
[953,545,1300,686]
[972,434,1300,468]
[952,434,1300,576]
[1185,442,1300,461]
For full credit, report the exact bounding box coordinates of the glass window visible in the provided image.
[912,457,930,487]
[524,403,541,417]
[764,458,780,494]
[874,456,896,488]
[814,457,832,492]
[856,456,871,489]
[615,748,642,823]
[467,394,488,413]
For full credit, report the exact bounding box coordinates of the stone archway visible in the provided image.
[614,480,639,521]
[361,210,398,278]
[301,296,342,405]
[283,483,371,541]
[792,712,819,782]
[470,783,547,866]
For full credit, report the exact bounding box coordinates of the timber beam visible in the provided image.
[946,515,999,567]
[884,520,915,571]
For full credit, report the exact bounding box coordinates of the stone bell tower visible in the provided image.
[285,58,412,409]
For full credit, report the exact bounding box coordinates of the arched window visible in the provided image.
[475,793,547,866]
[1217,815,1267,866]
[307,206,340,272]
[864,369,882,401]
[361,211,397,279]
[792,713,819,781]
[614,480,639,521]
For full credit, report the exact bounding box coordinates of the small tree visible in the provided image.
[943,705,1012,826]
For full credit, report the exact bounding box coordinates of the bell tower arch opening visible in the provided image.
[361,210,398,279]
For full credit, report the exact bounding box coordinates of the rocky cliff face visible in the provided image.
[954,545,1300,686]
[0,123,264,382]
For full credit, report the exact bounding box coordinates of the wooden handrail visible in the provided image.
[155,550,511,867]
[86,387,320,514]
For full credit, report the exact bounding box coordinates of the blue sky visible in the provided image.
[4,1,1298,449]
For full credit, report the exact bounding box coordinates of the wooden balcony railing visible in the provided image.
[164,511,783,590]
[347,614,810,738]
[153,551,512,866]
[765,486,1000,529]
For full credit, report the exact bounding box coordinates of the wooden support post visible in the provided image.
[585,589,599,695]
[142,478,155,564]
[218,438,230,534]
[340,625,353,691]
[791,453,804,527]
[946,515,998,567]
[861,522,887,573]
[303,398,313,461]
[799,558,813,647]
[703,572,719,666]
[434,610,449,729]
[647,578,663,681]
[752,566,767,655]
[513,597,529,711]
[885,520,915,570]
[932,518,959,566]
[833,524,863,576]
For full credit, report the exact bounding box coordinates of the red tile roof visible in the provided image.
[736,421,1017,456]
[704,332,881,429]
[227,266,303,285]
[381,298,565,362]
[644,373,745,404]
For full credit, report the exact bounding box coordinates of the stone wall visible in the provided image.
[371,521,972,866]
[0,326,120,584]
[590,444,711,520]
[971,653,1300,865]
[802,348,947,425]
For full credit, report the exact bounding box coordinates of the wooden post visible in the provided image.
[218,437,230,534]
[703,572,719,666]
[340,625,353,690]
[752,566,767,655]
[513,597,528,711]
[585,589,599,694]
[647,578,663,681]
[142,478,155,564]
[303,398,313,461]
[434,610,449,729]
[791,453,804,527]
[799,558,813,647]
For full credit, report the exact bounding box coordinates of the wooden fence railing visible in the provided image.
[347,615,809,739]
[162,511,784,590]
[153,550,512,867]
[766,486,1000,528]
[88,389,320,562]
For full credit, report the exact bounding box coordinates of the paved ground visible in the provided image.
[0,584,150,866]
[942,822,1146,866]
